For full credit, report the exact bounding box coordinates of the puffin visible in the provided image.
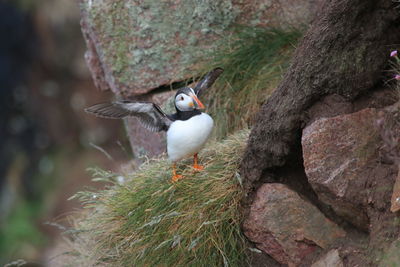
[85,68,223,182]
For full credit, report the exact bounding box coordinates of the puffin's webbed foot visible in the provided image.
[192,153,204,171]
[171,174,183,182]
[171,163,183,182]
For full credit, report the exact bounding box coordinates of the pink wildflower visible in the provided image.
[395,74,400,80]
[390,50,398,57]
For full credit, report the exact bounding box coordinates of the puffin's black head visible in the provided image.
[174,87,205,112]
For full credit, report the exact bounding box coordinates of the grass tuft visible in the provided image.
[197,26,301,139]
[64,130,249,266]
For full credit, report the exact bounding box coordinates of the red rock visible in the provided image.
[390,168,400,212]
[376,104,400,212]
[302,108,398,231]
[243,183,345,266]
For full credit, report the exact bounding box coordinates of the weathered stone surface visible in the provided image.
[303,108,376,229]
[376,104,400,213]
[243,183,345,266]
[302,108,398,230]
[79,0,322,97]
[81,17,108,92]
[391,169,400,212]
[311,249,343,267]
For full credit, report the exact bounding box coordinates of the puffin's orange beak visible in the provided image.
[190,93,205,109]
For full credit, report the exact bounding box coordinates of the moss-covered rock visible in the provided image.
[79,0,321,97]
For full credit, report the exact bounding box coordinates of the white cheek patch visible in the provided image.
[175,94,194,111]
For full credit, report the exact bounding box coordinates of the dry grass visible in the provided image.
[63,130,249,266]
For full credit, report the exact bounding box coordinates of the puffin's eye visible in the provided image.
[180,96,184,101]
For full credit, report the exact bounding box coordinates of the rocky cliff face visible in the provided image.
[78,1,400,266]
[244,94,400,266]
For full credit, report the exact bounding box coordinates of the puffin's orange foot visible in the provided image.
[192,164,204,171]
[192,153,204,171]
[171,163,183,182]
[171,174,183,183]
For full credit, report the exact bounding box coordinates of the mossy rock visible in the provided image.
[79,0,319,97]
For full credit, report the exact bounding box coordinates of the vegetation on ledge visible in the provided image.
[64,130,249,266]
[199,26,301,139]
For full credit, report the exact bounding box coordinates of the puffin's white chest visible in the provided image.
[167,113,213,162]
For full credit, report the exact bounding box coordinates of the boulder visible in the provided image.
[302,108,398,231]
[243,183,345,266]
[377,103,400,213]
[79,0,323,97]
[391,169,400,212]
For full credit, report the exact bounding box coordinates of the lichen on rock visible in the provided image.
[79,0,320,97]
[80,0,238,96]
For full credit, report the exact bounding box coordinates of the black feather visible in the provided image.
[84,101,172,132]
[193,67,223,96]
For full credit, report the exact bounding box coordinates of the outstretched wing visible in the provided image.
[85,101,173,132]
[193,67,224,96]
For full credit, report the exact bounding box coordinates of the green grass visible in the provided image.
[0,150,63,264]
[0,199,46,265]
[65,130,249,266]
[196,26,301,139]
